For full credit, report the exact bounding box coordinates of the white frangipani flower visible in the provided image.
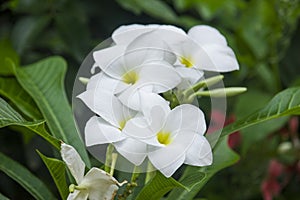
[60,143,126,200]
[110,24,238,89]
[93,45,181,110]
[78,89,148,165]
[123,92,212,177]
[173,25,239,73]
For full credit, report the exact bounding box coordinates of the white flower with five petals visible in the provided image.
[122,92,212,177]
[92,45,181,110]
[78,89,149,166]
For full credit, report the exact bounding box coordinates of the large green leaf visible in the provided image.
[12,56,90,166]
[233,89,288,154]
[0,39,19,75]
[0,192,9,200]
[220,87,300,138]
[166,136,239,200]
[0,96,60,149]
[0,152,57,200]
[135,172,187,200]
[37,151,69,200]
[0,77,42,119]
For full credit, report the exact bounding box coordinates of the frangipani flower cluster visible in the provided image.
[78,24,239,177]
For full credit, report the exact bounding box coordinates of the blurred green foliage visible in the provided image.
[1,0,300,199]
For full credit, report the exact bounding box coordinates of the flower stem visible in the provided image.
[131,165,140,183]
[110,153,118,176]
[104,144,114,173]
[145,161,156,184]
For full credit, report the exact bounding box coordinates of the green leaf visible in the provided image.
[116,0,142,15]
[0,192,9,200]
[37,151,69,200]
[135,172,187,200]
[12,56,90,166]
[134,0,178,23]
[0,96,60,149]
[0,152,57,200]
[11,16,50,54]
[0,39,19,75]
[233,89,288,154]
[0,77,42,119]
[220,87,300,138]
[166,136,239,200]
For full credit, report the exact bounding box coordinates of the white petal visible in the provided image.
[78,89,135,128]
[125,30,178,65]
[117,61,180,110]
[137,61,181,93]
[87,72,128,94]
[114,138,147,166]
[139,92,170,133]
[194,44,239,72]
[112,24,186,46]
[175,66,204,90]
[163,104,206,135]
[124,47,175,70]
[122,117,154,139]
[148,132,196,177]
[188,25,227,46]
[156,155,185,178]
[112,24,159,45]
[61,143,85,184]
[93,45,127,79]
[67,190,88,200]
[81,168,119,200]
[184,134,213,166]
[85,116,126,146]
[117,85,141,111]
[187,25,239,72]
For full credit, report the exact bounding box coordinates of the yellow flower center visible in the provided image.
[122,71,138,84]
[118,120,127,131]
[179,56,193,68]
[157,131,172,145]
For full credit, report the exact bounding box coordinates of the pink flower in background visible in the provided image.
[207,110,241,148]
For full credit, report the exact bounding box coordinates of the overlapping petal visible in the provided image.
[184,134,213,166]
[61,143,85,184]
[114,138,148,166]
[112,24,186,46]
[85,116,126,146]
[148,132,197,177]
[78,89,136,128]
[163,104,206,135]
[117,61,181,110]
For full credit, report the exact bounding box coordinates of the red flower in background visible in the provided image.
[207,110,241,149]
[261,160,285,200]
